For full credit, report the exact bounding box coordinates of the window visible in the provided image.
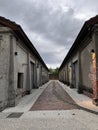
[17,73,23,88]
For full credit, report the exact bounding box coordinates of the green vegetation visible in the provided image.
[49,67,59,75]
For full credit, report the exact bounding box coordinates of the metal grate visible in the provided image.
[7,112,23,118]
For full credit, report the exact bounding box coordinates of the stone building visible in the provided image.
[0,16,49,111]
[59,16,98,105]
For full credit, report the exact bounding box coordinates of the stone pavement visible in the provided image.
[30,81,77,110]
[0,80,98,130]
[0,109,98,130]
[58,81,98,113]
[3,81,51,113]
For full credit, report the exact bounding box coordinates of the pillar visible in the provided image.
[8,35,16,106]
[77,51,83,93]
[26,53,31,94]
[92,25,98,105]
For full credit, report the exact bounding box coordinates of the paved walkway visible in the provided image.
[0,80,98,130]
[31,81,77,110]
[58,81,98,113]
[3,80,98,113]
[3,81,51,113]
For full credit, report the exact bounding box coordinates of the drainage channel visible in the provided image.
[7,112,24,118]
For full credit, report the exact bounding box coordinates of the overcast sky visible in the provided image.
[0,0,98,68]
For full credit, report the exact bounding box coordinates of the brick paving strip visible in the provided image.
[30,81,78,110]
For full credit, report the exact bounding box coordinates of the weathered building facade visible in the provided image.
[59,16,98,105]
[0,17,49,111]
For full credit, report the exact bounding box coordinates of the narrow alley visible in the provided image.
[30,81,77,110]
[1,3,98,130]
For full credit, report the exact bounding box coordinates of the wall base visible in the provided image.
[77,83,83,94]
[93,99,98,106]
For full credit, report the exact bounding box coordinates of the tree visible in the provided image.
[49,67,59,75]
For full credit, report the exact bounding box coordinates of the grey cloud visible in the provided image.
[41,51,62,65]
[0,0,26,18]
[23,3,83,47]
[0,0,97,68]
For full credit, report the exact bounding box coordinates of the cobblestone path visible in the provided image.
[30,81,78,110]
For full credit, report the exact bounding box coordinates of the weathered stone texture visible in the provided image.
[0,28,11,110]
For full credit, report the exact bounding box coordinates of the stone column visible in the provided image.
[34,60,38,88]
[63,67,65,84]
[26,53,31,94]
[91,52,98,105]
[36,62,40,87]
[39,64,42,86]
[8,35,16,106]
[92,25,98,105]
[66,64,69,86]
[70,59,74,88]
[77,51,83,93]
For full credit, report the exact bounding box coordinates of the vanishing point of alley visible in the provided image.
[30,81,77,110]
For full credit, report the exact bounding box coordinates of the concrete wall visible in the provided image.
[59,68,64,82]
[30,54,36,90]
[36,63,41,86]
[65,65,68,83]
[0,27,11,110]
[93,25,98,82]
[36,61,40,87]
[80,40,92,91]
[13,39,28,103]
[59,37,95,93]
[0,25,49,111]
[72,54,79,89]
[68,61,71,85]
[42,67,49,84]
